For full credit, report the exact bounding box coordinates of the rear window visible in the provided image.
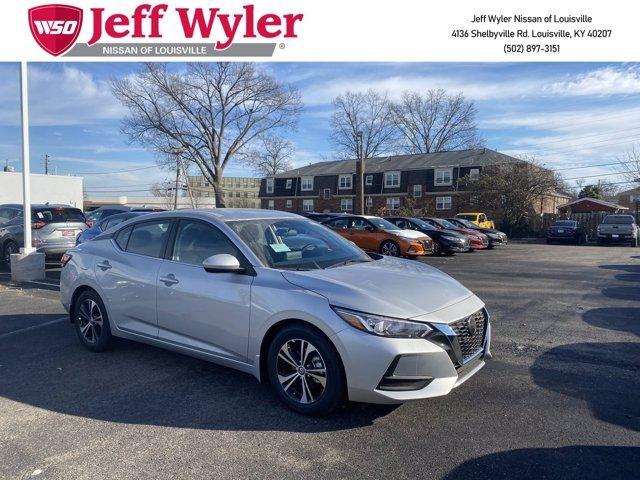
[553,220,577,227]
[602,216,634,224]
[33,207,85,223]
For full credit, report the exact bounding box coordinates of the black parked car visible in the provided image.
[385,216,471,255]
[85,205,165,227]
[445,218,509,248]
[546,219,588,245]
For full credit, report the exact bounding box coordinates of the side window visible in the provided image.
[0,208,16,224]
[172,221,239,266]
[126,221,171,258]
[114,226,132,250]
[479,214,486,222]
[395,220,407,229]
[326,218,348,229]
[350,218,369,230]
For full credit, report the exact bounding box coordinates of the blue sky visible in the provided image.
[1,62,640,198]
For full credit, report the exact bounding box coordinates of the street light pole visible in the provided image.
[19,62,35,254]
[356,131,364,214]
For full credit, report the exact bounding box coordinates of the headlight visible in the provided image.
[332,307,433,338]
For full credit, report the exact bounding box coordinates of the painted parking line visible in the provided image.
[0,316,67,340]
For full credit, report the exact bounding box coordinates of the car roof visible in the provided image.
[136,208,304,223]
[0,203,77,209]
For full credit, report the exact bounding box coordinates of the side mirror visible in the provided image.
[202,254,243,273]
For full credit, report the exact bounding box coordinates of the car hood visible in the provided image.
[386,229,429,240]
[435,229,467,238]
[281,256,474,319]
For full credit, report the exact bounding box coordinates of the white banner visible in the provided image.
[0,0,637,61]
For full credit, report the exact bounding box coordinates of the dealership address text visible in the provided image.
[451,13,613,55]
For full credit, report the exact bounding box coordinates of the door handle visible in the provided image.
[97,260,112,270]
[159,274,179,286]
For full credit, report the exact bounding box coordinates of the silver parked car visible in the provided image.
[60,209,491,415]
[0,204,88,263]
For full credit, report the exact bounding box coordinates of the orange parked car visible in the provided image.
[321,215,433,257]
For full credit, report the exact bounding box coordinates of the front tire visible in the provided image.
[267,325,345,416]
[380,240,400,257]
[73,290,113,352]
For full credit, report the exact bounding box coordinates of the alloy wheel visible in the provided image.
[381,241,399,256]
[76,299,104,344]
[276,339,327,404]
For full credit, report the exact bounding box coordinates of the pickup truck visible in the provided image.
[596,214,639,247]
[455,212,495,229]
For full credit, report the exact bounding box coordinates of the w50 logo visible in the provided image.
[28,4,83,56]
[33,19,79,35]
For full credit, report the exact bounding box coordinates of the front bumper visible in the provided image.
[333,306,491,404]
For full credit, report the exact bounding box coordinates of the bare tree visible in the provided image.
[459,158,562,235]
[330,90,398,159]
[617,144,640,183]
[243,135,294,176]
[150,179,179,209]
[111,63,302,207]
[391,89,482,153]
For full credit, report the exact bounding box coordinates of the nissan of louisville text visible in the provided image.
[60,209,491,415]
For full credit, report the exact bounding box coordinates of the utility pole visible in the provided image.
[172,147,184,210]
[43,154,50,175]
[355,131,365,214]
[180,158,196,208]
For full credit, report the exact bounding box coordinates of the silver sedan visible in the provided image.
[60,209,491,415]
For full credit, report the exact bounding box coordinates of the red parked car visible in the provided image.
[421,218,490,250]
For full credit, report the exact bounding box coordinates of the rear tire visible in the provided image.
[267,325,345,416]
[2,240,18,265]
[72,290,113,352]
[380,240,400,257]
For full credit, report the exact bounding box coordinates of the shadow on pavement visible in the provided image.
[582,307,640,337]
[599,264,640,273]
[531,342,640,431]
[601,286,640,302]
[0,326,397,432]
[443,446,640,480]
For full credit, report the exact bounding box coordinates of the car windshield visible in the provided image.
[410,218,437,230]
[451,218,475,228]
[456,214,477,221]
[437,219,459,230]
[602,215,634,224]
[33,207,85,223]
[553,220,577,227]
[367,217,400,231]
[227,218,372,271]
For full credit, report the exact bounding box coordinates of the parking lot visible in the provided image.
[1,242,638,479]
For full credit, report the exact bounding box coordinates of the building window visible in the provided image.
[469,168,480,181]
[286,199,292,208]
[301,176,313,191]
[386,197,400,210]
[338,174,352,190]
[267,200,275,210]
[384,171,400,188]
[365,175,373,186]
[435,168,453,186]
[285,179,292,189]
[413,184,422,198]
[436,196,452,210]
[340,198,353,211]
[302,199,314,212]
[323,188,331,200]
[366,196,373,207]
[266,178,274,194]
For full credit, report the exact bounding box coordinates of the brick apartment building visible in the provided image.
[258,148,565,216]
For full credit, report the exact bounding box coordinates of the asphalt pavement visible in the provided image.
[0,243,638,479]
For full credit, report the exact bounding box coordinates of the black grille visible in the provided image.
[419,239,433,253]
[451,310,486,362]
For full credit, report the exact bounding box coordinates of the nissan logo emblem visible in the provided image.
[466,317,477,336]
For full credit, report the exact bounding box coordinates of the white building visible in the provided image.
[84,195,216,210]
[0,171,83,209]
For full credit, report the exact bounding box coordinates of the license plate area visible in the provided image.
[62,230,75,237]
[612,234,619,238]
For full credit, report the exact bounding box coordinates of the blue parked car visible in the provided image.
[76,211,155,245]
